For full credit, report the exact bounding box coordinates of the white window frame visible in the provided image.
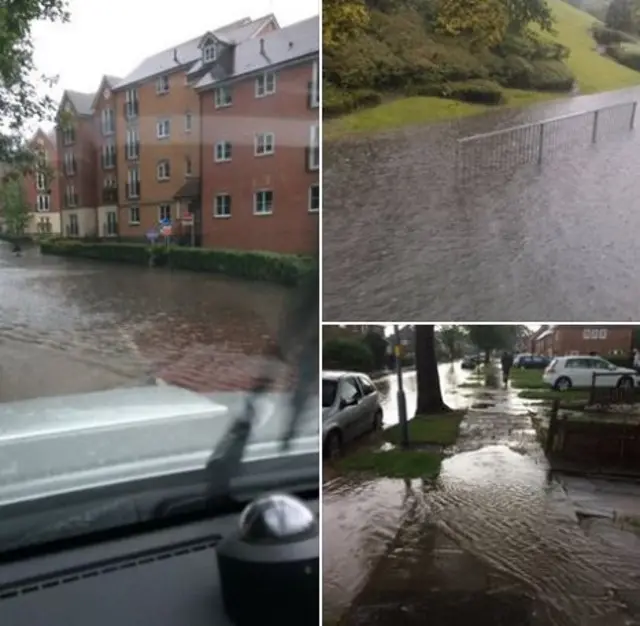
[255,72,276,98]
[36,172,46,191]
[590,329,599,339]
[157,160,171,181]
[310,60,319,108]
[254,189,273,216]
[156,119,171,139]
[308,184,319,213]
[215,141,232,162]
[582,329,590,340]
[203,43,217,63]
[64,151,75,175]
[308,125,319,170]
[126,127,139,160]
[214,193,231,218]
[214,87,232,108]
[127,167,140,199]
[129,206,140,225]
[156,75,170,95]
[37,194,50,212]
[185,112,192,133]
[125,89,138,118]
[158,204,171,222]
[598,329,607,339]
[254,132,275,156]
[101,108,115,135]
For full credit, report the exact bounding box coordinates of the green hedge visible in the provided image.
[323,83,382,117]
[323,337,374,373]
[40,240,314,286]
[592,24,636,46]
[606,44,640,71]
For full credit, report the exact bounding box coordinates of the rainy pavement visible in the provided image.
[0,242,293,402]
[323,86,640,322]
[323,363,640,625]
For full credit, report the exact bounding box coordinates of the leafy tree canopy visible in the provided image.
[324,0,369,50]
[0,172,30,235]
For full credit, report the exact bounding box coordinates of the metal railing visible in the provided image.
[456,101,638,185]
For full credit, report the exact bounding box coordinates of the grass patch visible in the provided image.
[337,448,443,479]
[518,388,588,402]
[384,410,466,446]
[459,381,484,388]
[509,369,548,390]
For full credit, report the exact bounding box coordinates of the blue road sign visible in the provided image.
[146,229,159,242]
[159,217,172,227]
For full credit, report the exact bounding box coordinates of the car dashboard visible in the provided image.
[0,495,319,626]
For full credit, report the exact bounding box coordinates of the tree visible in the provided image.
[0,173,31,236]
[438,325,466,361]
[606,0,635,32]
[436,0,509,48]
[414,325,451,415]
[465,325,517,363]
[324,0,369,50]
[500,0,555,33]
[362,330,389,371]
[0,0,69,170]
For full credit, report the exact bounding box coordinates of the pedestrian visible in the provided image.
[633,349,640,373]
[501,351,514,387]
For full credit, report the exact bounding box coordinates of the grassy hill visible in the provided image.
[326,0,640,139]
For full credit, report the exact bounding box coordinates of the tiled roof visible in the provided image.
[195,15,318,90]
[65,90,94,116]
[114,14,277,90]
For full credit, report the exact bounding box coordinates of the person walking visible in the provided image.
[501,351,514,387]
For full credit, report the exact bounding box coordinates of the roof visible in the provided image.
[537,329,553,341]
[89,74,124,111]
[196,15,319,90]
[64,90,94,116]
[174,179,200,199]
[114,14,277,90]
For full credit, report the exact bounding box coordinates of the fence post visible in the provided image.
[537,123,545,165]
[592,110,599,144]
[631,102,638,130]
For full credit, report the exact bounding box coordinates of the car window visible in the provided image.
[359,376,376,395]
[565,358,589,369]
[322,379,338,408]
[593,358,616,370]
[339,378,360,403]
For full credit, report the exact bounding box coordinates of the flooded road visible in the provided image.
[0,243,292,402]
[323,87,640,322]
[323,365,640,625]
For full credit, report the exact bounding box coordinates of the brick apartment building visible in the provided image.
[23,128,62,235]
[531,325,634,357]
[49,13,318,253]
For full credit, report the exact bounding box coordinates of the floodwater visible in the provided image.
[0,242,292,401]
[323,365,640,625]
[323,86,640,321]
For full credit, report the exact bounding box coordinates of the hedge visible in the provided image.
[592,24,636,46]
[40,240,314,287]
[323,337,374,373]
[606,44,640,72]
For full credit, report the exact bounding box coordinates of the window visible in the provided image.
[37,217,52,234]
[214,194,231,218]
[36,194,50,212]
[101,108,115,135]
[309,184,319,213]
[65,183,77,207]
[583,329,590,339]
[62,126,75,145]
[185,112,192,133]
[203,43,217,63]
[359,375,376,396]
[106,211,118,236]
[68,214,79,236]
[157,159,171,181]
[309,60,319,108]
[185,156,192,177]
[590,329,599,339]
[127,167,140,198]
[36,172,46,191]
[157,119,171,139]
[254,190,273,215]
[308,125,319,170]
[156,75,170,95]
[158,204,171,222]
[255,132,274,156]
[129,206,140,225]
[125,89,139,118]
[215,141,232,162]
[214,87,232,108]
[126,127,140,160]
[103,175,116,188]
[64,151,75,175]
[598,329,607,339]
[255,72,276,97]
[102,141,116,169]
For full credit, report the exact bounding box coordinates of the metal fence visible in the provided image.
[456,101,638,185]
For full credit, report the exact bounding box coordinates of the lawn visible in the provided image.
[383,411,466,446]
[509,368,549,390]
[325,0,640,139]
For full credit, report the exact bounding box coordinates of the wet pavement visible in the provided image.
[0,242,295,402]
[323,364,640,625]
[323,86,640,321]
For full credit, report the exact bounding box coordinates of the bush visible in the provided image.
[40,240,314,286]
[323,83,382,117]
[323,337,374,373]
[592,24,635,45]
[606,43,640,71]
[528,59,575,91]
[442,79,505,105]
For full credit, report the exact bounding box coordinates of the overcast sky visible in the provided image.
[29,0,319,131]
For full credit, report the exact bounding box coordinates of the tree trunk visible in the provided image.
[415,325,451,415]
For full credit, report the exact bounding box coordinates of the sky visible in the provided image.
[29,0,319,131]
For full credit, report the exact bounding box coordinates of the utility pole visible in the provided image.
[394,324,409,448]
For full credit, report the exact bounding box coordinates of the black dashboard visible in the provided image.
[0,496,319,626]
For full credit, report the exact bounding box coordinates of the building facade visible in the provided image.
[532,325,634,357]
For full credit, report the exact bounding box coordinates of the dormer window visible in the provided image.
[203,43,217,63]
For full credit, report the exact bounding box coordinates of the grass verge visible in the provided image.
[510,369,549,390]
[518,388,589,402]
[384,410,466,446]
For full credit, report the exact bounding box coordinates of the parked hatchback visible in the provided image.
[542,356,639,390]
[513,354,550,369]
[322,370,383,459]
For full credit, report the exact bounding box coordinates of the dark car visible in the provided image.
[461,355,481,369]
[513,354,550,369]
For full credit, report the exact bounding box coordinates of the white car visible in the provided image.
[542,355,639,390]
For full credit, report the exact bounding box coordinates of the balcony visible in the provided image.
[126,182,140,199]
[125,141,140,161]
[123,101,140,120]
[102,188,118,204]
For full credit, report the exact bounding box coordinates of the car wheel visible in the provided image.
[617,376,634,389]
[554,376,572,391]
[324,430,342,460]
[372,409,383,431]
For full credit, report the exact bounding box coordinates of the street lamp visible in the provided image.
[393,325,409,448]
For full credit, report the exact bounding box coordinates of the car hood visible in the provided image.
[0,385,318,507]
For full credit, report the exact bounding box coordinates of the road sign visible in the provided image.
[159,217,171,227]
[160,225,172,236]
[181,211,193,223]
[146,229,159,242]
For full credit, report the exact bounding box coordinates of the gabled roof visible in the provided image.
[64,90,94,116]
[114,14,278,90]
[90,74,123,111]
[195,15,318,91]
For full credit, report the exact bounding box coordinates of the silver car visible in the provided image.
[322,370,383,459]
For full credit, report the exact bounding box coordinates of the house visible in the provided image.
[531,325,634,357]
[196,15,319,252]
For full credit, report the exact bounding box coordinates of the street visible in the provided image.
[324,364,640,625]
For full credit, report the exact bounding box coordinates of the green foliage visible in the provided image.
[0,173,30,236]
[466,325,518,356]
[606,0,635,33]
[501,0,555,33]
[441,78,506,103]
[438,325,466,360]
[323,337,374,373]
[606,42,640,70]
[436,0,509,48]
[362,331,389,370]
[323,0,369,50]
[323,83,382,117]
[39,240,313,286]
[592,23,636,44]
[0,0,69,167]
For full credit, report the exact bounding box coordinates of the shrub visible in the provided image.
[442,79,505,104]
[323,337,374,373]
[592,24,635,45]
[324,83,382,117]
[607,43,640,71]
[528,59,575,91]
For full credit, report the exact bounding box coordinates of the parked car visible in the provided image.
[322,370,383,459]
[513,354,550,369]
[461,355,481,369]
[542,356,640,390]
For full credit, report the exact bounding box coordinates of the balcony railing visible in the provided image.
[126,182,140,199]
[125,141,140,161]
[123,101,140,119]
[103,188,118,204]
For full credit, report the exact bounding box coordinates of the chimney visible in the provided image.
[260,38,265,55]
[173,48,179,64]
